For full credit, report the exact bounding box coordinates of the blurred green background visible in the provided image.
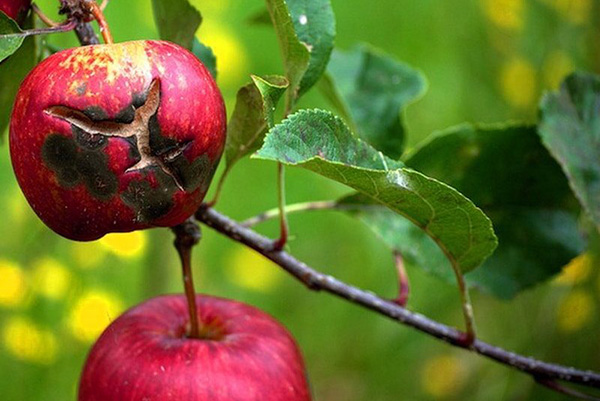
[1,0,599,400]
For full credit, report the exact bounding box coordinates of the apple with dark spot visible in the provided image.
[78,294,312,401]
[10,40,226,241]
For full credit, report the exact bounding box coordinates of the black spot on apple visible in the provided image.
[42,134,78,169]
[120,167,175,222]
[115,105,136,124]
[73,126,108,150]
[42,133,118,200]
[82,106,108,121]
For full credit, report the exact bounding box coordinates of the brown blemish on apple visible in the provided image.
[45,78,188,191]
[42,77,214,222]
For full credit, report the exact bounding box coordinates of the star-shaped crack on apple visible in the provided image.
[44,78,188,191]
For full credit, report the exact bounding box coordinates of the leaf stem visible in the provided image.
[172,218,202,339]
[0,19,77,39]
[454,268,476,346]
[241,200,339,227]
[392,251,410,307]
[272,162,289,250]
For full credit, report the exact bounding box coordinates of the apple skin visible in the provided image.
[10,40,226,241]
[0,0,31,23]
[78,294,312,401]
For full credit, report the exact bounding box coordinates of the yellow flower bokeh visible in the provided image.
[32,257,72,300]
[67,290,125,343]
[99,231,147,258]
[197,23,248,88]
[70,241,107,269]
[499,57,537,109]
[190,0,231,15]
[482,0,525,31]
[540,0,591,25]
[543,50,574,90]
[554,253,591,286]
[2,317,57,365]
[226,246,281,292]
[421,354,468,398]
[557,290,594,333]
[0,260,28,308]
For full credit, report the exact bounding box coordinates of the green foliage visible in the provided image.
[191,38,217,80]
[539,72,600,230]
[285,0,336,97]
[255,109,498,273]
[151,0,201,49]
[404,124,582,298]
[264,0,310,108]
[0,35,35,135]
[322,45,427,158]
[225,75,289,170]
[0,12,25,62]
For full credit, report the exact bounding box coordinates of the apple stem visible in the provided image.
[172,218,202,339]
[86,0,113,44]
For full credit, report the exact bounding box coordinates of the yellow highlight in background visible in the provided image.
[554,253,591,286]
[197,24,248,88]
[68,290,124,343]
[541,0,591,25]
[543,50,574,90]
[3,317,57,365]
[99,231,147,258]
[557,290,594,333]
[482,0,524,31]
[0,260,28,308]
[500,57,537,109]
[32,257,72,300]
[190,0,230,15]
[421,354,468,398]
[227,247,281,292]
[71,241,107,269]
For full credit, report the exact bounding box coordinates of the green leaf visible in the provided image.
[286,0,336,96]
[0,35,35,135]
[191,38,217,80]
[0,12,25,62]
[255,109,498,273]
[323,45,427,159]
[225,75,289,169]
[539,72,600,230]
[264,0,310,106]
[151,0,201,49]
[403,123,584,298]
[339,192,453,281]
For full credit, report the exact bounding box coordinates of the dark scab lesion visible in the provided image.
[41,133,118,199]
[162,153,214,193]
[115,104,136,124]
[42,134,78,170]
[73,126,107,150]
[82,106,108,121]
[120,167,175,223]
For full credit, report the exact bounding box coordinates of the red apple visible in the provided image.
[78,294,312,401]
[9,40,226,241]
[0,0,31,23]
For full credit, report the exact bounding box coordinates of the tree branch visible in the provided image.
[195,205,600,392]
